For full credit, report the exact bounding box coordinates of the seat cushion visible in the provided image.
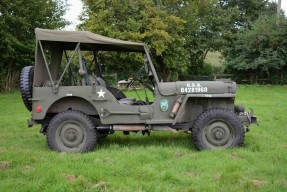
[118,98,136,105]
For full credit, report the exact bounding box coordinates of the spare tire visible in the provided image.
[20,66,34,111]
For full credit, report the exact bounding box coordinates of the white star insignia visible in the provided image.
[97,89,106,98]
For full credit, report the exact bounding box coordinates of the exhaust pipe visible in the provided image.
[97,125,145,131]
[113,125,145,131]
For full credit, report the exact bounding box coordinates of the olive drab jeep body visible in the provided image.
[20,28,257,152]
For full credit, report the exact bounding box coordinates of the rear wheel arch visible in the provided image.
[47,96,98,115]
[39,96,100,133]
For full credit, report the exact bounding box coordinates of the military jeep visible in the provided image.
[20,28,257,152]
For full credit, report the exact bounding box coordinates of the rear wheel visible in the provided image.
[46,110,97,152]
[192,108,245,150]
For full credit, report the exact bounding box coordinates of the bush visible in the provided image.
[223,15,287,84]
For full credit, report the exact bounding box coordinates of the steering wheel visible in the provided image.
[126,66,154,92]
[125,66,145,89]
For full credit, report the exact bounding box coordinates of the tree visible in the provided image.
[220,0,287,83]
[0,0,68,91]
[181,0,239,75]
[80,0,280,81]
[223,14,287,83]
[80,0,190,81]
[181,0,278,75]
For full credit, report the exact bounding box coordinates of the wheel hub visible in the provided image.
[204,121,232,147]
[214,130,224,140]
[66,130,77,141]
[58,122,85,148]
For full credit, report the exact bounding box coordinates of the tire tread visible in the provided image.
[46,110,97,152]
[20,66,34,111]
[192,108,245,150]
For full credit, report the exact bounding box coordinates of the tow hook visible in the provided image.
[27,118,36,128]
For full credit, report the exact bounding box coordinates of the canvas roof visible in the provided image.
[35,28,146,52]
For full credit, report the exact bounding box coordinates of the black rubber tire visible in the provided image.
[107,87,126,100]
[20,66,34,111]
[192,108,245,150]
[46,110,97,152]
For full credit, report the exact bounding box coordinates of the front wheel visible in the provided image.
[192,108,245,150]
[46,110,97,152]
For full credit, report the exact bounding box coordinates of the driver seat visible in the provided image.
[95,77,107,87]
[118,98,136,105]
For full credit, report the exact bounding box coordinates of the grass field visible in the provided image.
[0,86,287,191]
[204,51,224,67]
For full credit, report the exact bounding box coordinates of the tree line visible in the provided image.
[0,0,67,91]
[0,0,286,91]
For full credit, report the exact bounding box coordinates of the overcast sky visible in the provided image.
[63,0,287,30]
[63,0,83,30]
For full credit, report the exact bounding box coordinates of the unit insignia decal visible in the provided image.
[160,99,169,112]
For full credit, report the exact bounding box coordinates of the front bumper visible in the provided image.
[239,108,258,131]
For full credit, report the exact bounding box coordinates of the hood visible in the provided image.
[158,81,237,96]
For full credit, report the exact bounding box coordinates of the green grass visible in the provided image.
[1,86,287,191]
[205,51,224,67]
